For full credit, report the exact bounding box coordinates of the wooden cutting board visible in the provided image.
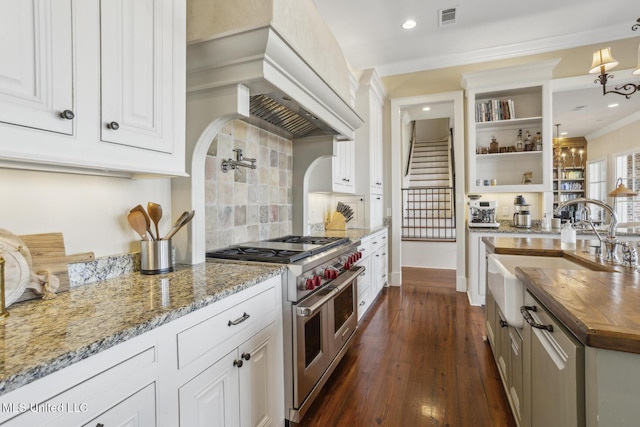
[16,233,95,302]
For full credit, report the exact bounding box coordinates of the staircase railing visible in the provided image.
[402,186,456,241]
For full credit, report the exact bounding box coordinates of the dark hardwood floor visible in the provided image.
[296,267,516,427]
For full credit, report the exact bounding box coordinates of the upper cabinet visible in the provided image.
[0,1,74,135]
[462,61,557,194]
[355,69,386,228]
[332,139,355,193]
[0,0,186,177]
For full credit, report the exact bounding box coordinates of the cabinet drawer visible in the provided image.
[358,238,372,258]
[177,287,277,369]
[357,286,372,320]
[82,382,156,427]
[370,230,387,252]
[1,346,157,426]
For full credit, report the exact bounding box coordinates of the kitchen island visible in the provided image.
[0,261,285,426]
[466,222,640,305]
[484,236,640,426]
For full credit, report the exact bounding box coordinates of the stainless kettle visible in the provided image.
[513,211,532,228]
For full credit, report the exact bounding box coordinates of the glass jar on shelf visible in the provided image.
[515,129,523,152]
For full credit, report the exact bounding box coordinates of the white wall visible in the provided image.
[401,241,456,269]
[0,168,171,257]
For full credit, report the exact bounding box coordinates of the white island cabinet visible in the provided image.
[0,0,186,177]
[0,276,284,427]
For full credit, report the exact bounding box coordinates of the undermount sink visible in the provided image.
[487,254,590,328]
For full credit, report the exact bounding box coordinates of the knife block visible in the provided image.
[325,212,347,231]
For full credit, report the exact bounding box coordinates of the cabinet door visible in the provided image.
[179,350,241,427]
[83,382,156,427]
[0,0,73,134]
[524,294,584,427]
[508,327,524,425]
[238,323,280,427]
[369,96,383,194]
[332,140,354,193]
[370,194,383,228]
[100,0,174,153]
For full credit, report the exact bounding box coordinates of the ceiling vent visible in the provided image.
[439,8,457,26]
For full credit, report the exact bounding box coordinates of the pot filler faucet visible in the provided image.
[554,197,620,264]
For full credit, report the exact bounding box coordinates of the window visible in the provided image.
[614,152,640,224]
[587,159,607,223]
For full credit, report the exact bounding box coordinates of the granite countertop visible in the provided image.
[0,261,285,397]
[484,236,640,354]
[469,221,639,237]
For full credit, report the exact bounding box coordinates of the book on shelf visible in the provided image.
[475,99,515,122]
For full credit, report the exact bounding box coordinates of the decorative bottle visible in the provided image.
[516,129,523,152]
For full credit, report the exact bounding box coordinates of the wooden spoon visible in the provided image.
[130,205,155,240]
[147,202,162,241]
[127,210,150,241]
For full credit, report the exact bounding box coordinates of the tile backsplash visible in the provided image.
[205,120,293,251]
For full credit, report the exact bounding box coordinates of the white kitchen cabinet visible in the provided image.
[356,239,373,320]
[0,275,284,427]
[332,139,355,193]
[371,230,388,295]
[83,382,157,427]
[100,0,176,153]
[179,323,280,427]
[355,69,386,227]
[461,62,556,194]
[356,229,389,321]
[0,0,73,135]
[179,350,240,427]
[176,276,284,427]
[0,0,185,177]
[0,336,160,426]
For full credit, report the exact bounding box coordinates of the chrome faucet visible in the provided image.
[554,197,619,263]
[221,148,257,173]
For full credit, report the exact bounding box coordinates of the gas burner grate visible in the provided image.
[206,246,309,264]
[267,235,349,249]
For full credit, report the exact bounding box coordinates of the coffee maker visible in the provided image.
[468,200,500,228]
[513,195,532,228]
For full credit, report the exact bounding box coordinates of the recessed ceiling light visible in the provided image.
[608,103,619,108]
[422,106,431,111]
[560,132,568,136]
[402,19,417,30]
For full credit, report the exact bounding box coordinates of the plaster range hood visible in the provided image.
[186,26,363,141]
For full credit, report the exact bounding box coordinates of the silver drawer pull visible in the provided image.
[359,300,366,306]
[228,312,250,327]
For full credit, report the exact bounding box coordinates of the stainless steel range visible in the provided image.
[206,235,365,423]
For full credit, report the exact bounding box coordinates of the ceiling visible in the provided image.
[312,0,640,139]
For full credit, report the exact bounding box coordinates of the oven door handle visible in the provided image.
[296,266,365,317]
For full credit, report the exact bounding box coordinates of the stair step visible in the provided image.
[410,169,450,175]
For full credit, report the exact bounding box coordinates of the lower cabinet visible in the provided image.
[84,382,157,427]
[356,228,388,320]
[0,275,284,427]
[485,290,524,426]
[179,323,280,427]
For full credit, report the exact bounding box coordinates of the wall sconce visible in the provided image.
[588,18,640,99]
[609,177,638,198]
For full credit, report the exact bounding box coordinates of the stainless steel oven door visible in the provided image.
[293,265,364,408]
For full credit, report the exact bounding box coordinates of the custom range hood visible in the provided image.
[186,0,363,141]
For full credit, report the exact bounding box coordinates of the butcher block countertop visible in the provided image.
[484,236,640,354]
[0,261,284,397]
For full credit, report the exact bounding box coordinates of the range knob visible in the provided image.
[324,269,337,280]
[313,275,322,288]
[305,278,314,290]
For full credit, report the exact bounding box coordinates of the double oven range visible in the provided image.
[206,235,365,423]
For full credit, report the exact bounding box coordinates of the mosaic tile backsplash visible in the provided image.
[205,121,293,251]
